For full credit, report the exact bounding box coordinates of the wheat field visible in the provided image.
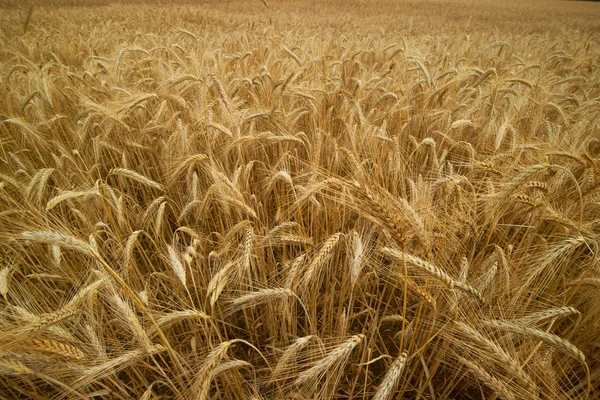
[0,0,599,398]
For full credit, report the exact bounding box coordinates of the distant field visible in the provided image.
[1,0,599,399]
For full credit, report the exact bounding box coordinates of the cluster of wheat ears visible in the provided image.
[0,0,599,398]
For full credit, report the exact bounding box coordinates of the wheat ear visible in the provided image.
[21,231,93,255]
[349,230,364,288]
[484,320,585,364]
[271,335,317,381]
[110,167,163,190]
[372,352,408,400]
[458,356,516,400]
[0,267,10,299]
[167,244,186,287]
[0,359,33,375]
[455,322,536,391]
[512,306,580,325]
[301,233,342,289]
[295,334,364,389]
[380,247,455,289]
[21,338,84,360]
[231,288,295,310]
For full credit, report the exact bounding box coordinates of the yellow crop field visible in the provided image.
[1,0,599,398]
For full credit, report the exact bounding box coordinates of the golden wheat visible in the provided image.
[0,0,599,398]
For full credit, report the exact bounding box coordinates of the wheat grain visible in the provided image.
[207,262,234,307]
[148,309,209,336]
[19,305,79,335]
[566,278,600,287]
[77,345,165,388]
[122,230,143,275]
[46,189,97,211]
[268,234,314,246]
